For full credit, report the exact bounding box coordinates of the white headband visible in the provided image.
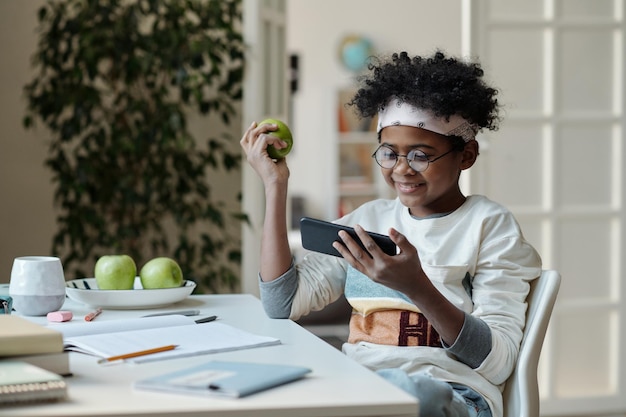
[377,98,479,142]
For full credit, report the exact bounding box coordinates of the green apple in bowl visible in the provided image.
[94,255,137,290]
[140,257,184,289]
[259,118,293,159]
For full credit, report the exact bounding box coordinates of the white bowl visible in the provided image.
[65,277,196,309]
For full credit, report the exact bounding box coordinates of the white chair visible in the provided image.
[502,270,561,417]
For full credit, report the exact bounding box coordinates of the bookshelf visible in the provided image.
[336,89,391,217]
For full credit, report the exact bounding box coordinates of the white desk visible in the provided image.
[3,294,417,417]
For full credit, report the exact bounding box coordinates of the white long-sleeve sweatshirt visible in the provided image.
[259,195,541,417]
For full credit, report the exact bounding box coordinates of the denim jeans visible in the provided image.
[376,368,492,417]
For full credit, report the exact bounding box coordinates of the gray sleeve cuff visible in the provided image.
[443,313,492,369]
[258,264,298,319]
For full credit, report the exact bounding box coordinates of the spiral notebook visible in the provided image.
[0,361,68,405]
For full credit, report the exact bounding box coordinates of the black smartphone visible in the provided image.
[300,217,397,258]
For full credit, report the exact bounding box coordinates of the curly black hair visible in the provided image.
[348,50,501,132]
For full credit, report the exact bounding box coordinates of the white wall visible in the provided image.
[0,0,55,282]
[286,0,463,221]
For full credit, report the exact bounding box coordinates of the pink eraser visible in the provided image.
[47,310,73,322]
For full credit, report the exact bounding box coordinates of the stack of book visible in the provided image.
[0,316,69,405]
[0,315,70,376]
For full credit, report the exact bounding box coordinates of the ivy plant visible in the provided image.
[23,0,246,292]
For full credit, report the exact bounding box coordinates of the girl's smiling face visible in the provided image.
[378,125,478,218]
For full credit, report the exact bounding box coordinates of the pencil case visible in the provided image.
[0,295,12,314]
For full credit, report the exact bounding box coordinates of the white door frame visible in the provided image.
[241,0,289,296]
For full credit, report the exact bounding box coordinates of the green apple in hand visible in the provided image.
[259,118,293,159]
[94,255,137,290]
[139,257,184,289]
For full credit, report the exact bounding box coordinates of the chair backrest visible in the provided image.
[502,270,561,417]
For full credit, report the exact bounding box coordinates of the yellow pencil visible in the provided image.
[97,344,178,364]
[84,307,102,322]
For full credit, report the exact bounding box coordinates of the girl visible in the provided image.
[240,50,541,417]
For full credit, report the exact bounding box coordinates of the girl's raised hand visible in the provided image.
[240,121,290,185]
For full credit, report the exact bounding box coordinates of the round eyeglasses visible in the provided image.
[371,145,457,172]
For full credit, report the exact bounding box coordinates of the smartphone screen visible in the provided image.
[299,217,396,258]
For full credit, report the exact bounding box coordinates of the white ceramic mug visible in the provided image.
[9,256,66,316]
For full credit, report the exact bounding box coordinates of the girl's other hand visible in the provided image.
[333,226,428,300]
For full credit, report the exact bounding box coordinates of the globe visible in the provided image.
[339,36,374,72]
